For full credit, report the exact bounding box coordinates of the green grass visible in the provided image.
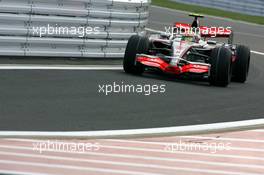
[152,0,264,25]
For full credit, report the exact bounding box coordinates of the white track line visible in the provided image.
[3,140,264,161]
[0,170,52,175]
[0,149,263,170]
[0,119,263,139]
[0,158,261,175]
[0,160,163,175]
[0,64,122,70]
[145,27,164,34]
[251,51,264,56]
[105,139,264,153]
[97,144,264,162]
[180,135,264,143]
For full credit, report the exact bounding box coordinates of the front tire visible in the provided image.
[123,35,149,75]
[209,47,232,87]
[232,45,250,83]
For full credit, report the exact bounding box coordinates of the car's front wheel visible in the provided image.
[123,35,149,75]
[209,47,232,87]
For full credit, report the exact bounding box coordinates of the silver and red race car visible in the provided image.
[123,14,250,87]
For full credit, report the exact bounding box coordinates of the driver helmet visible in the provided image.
[182,34,201,43]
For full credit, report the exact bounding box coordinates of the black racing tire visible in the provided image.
[232,45,250,83]
[209,47,232,87]
[123,35,149,75]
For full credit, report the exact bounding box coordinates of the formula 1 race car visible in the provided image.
[123,14,251,87]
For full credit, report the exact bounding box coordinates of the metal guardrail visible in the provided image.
[0,0,151,58]
[170,0,264,17]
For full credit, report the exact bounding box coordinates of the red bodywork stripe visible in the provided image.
[136,56,209,74]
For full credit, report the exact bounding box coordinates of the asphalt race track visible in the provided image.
[0,6,264,131]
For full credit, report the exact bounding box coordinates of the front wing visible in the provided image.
[136,55,210,75]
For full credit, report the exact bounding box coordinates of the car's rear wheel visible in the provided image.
[209,47,232,87]
[232,45,250,83]
[123,35,149,75]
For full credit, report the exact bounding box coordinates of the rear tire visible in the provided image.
[232,45,250,83]
[209,47,232,87]
[123,35,149,75]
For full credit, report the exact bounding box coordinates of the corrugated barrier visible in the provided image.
[0,0,151,58]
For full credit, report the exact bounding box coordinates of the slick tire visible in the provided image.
[232,45,250,83]
[209,47,232,87]
[123,35,149,75]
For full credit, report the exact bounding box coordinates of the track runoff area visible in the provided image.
[0,6,264,175]
[0,129,264,175]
